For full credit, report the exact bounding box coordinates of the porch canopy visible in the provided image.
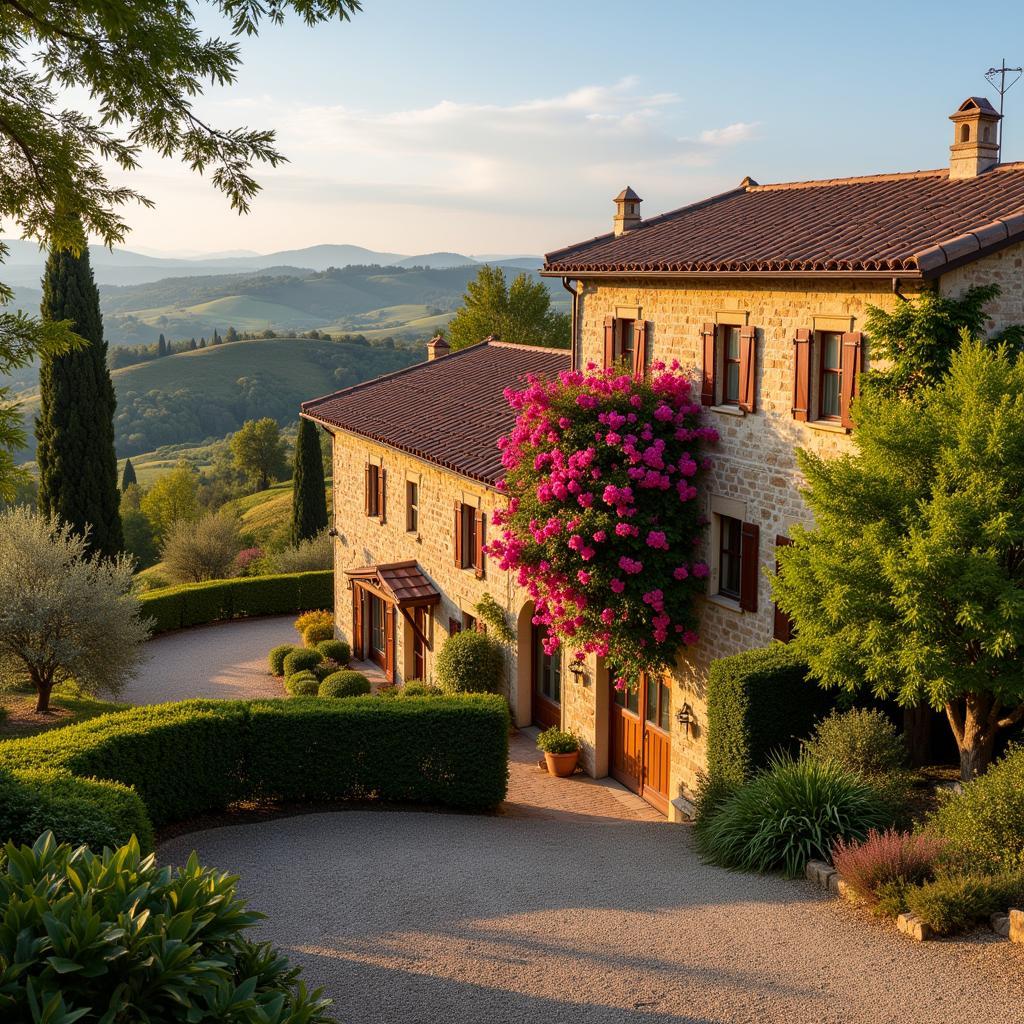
[345,560,440,654]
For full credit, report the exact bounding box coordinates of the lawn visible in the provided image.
[0,692,127,739]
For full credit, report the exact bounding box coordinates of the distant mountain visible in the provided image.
[390,252,477,269]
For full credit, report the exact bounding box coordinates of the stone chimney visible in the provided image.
[949,97,1001,179]
[613,187,642,236]
[426,333,450,361]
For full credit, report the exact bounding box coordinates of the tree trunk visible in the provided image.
[902,704,932,767]
[35,677,55,714]
[947,693,999,781]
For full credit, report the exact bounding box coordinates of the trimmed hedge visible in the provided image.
[0,696,510,848]
[140,570,333,635]
[706,645,835,785]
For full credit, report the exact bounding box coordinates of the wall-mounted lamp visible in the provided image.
[675,703,694,737]
[568,660,588,686]
[328,528,339,538]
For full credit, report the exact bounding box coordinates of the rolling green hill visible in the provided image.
[15,336,418,460]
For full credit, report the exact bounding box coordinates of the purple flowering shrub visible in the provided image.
[489,360,716,687]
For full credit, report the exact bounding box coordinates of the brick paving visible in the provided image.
[502,728,665,823]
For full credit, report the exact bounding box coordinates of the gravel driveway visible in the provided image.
[113,616,298,704]
[159,812,1024,1024]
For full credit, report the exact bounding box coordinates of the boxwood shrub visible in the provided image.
[268,643,295,676]
[285,671,320,696]
[282,647,322,677]
[319,670,371,698]
[140,570,333,635]
[435,630,504,694]
[316,639,350,665]
[0,696,510,849]
[706,645,835,785]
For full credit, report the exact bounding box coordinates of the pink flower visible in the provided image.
[646,530,669,550]
[610,578,625,593]
[577,570,591,585]
[673,565,689,580]
[692,562,710,579]
[592,530,606,542]
[618,556,643,575]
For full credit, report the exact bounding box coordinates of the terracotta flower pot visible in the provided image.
[544,750,579,777]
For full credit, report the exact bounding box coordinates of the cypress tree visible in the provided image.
[36,236,123,557]
[198,337,205,349]
[121,458,137,491]
[290,416,328,546]
[157,333,166,357]
[189,337,197,350]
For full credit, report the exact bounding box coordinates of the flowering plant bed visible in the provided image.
[490,360,715,686]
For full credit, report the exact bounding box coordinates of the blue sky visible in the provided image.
[119,0,1024,256]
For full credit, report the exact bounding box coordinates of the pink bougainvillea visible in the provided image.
[488,359,716,687]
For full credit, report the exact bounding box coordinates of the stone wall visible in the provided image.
[938,241,1024,331]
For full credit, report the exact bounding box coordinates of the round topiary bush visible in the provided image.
[313,660,337,682]
[268,643,295,677]
[0,832,334,1023]
[285,670,320,696]
[316,638,350,665]
[282,647,322,677]
[435,630,504,694]
[318,670,371,698]
[302,622,334,647]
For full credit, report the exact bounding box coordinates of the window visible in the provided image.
[645,675,671,733]
[718,514,743,600]
[448,616,461,636]
[818,332,842,420]
[603,316,647,375]
[720,325,741,405]
[454,501,485,578]
[413,607,427,678]
[364,463,385,521]
[615,318,635,366]
[406,480,419,533]
[462,611,478,633]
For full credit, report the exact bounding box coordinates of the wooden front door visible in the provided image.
[367,592,387,670]
[531,624,561,729]
[610,674,671,814]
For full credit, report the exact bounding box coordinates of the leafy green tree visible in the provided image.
[0,1,361,486]
[36,237,122,558]
[862,284,1024,400]
[120,458,137,491]
[290,417,328,545]
[139,463,198,542]
[447,266,570,350]
[773,340,1024,780]
[230,418,288,491]
[161,511,240,583]
[225,325,239,342]
[121,509,159,570]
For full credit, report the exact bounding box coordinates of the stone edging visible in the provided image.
[804,859,1024,945]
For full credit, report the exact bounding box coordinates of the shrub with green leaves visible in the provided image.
[925,744,1024,872]
[285,671,320,696]
[318,670,371,698]
[294,609,332,635]
[0,832,334,1023]
[302,622,334,647]
[706,645,834,785]
[268,644,295,677]
[316,639,350,665]
[282,647,322,677]
[536,727,579,755]
[831,829,943,908]
[435,629,504,694]
[695,754,891,877]
[400,681,442,697]
[905,870,1024,935]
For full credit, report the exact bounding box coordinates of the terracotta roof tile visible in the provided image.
[544,163,1024,277]
[302,340,570,486]
[345,561,440,607]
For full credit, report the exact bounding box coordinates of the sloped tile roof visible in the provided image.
[302,340,570,486]
[544,163,1024,277]
[345,561,440,607]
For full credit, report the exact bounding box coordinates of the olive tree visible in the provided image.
[162,511,241,583]
[774,340,1024,780]
[0,506,148,712]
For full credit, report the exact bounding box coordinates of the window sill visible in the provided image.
[710,404,745,418]
[706,593,744,614]
[804,419,850,435]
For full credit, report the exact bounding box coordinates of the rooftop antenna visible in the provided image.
[985,58,1023,156]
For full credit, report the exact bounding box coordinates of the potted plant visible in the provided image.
[537,727,580,777]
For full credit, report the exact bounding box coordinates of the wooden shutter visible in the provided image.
[453,501,463,567]
[773,535,793,642]
[739,521,760,613]
[632,320,648,376]
[384,604,395,683]
[700,323,716,406]
[352,587,364,659]
[792,328,813,421]
[840,331,863,429]
[603,316,615,368]
[474,509,486,580]
[377,467,386,523]
[738,325,757,413]
[448,616,461,635]
[364,464,372,515]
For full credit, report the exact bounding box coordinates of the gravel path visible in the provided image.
[114,616,298,704]
[159,812,1024,1024]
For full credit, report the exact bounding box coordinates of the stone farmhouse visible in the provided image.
[302,96,1024,820]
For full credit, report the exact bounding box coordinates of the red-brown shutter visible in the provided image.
[840,331,863,429]
[352,587,364,659]
[738,325,757,413]
[739,521,760,613]
[448,616,461,635]
[453,501,463,567]
[632,320,648,376]
[792,328,813,421]
[364,464,372,515]
[377,467,386,523]
[384,603,395,683]
[474,509,485,579]
[700,323,716,406]
[603,316,615,368]
[773,535,793,642]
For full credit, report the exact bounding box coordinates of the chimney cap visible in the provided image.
[614,186,641,203]
[426,333,451,360]
[950,96,1000,119]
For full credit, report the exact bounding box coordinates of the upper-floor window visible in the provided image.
[792,329,863,429]
[718,514,743,600]
[709,501,760,613]
[454,501,485,579]
[406,479,419,532]
[603,316,648,376]
[818,332,843,420]
[701,322,757,412]
[365,463,385,521]
[720,325,742,405]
